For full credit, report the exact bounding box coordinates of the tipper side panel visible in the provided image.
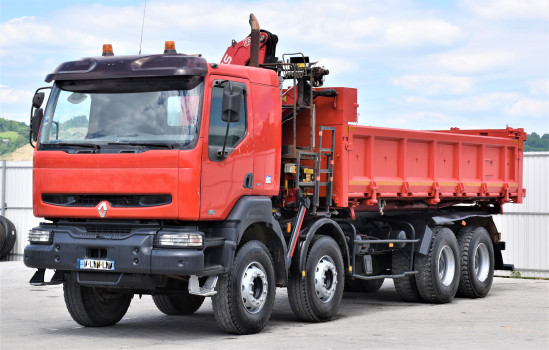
[346,126,525,209]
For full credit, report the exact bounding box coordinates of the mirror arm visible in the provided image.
[218,81,234,159]
[29,105,36,148]
[53,121,59,140]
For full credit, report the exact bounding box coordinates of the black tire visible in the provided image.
[63,273,132,327]
[456,226,494,298]
[0,220,6,254]
[392,250,422,302]
[346,277,385,293]
[288,235,344,322]
[415,226,460,303]
[152,292,205,315]
[212,240,276,334]
[0,216,16,260]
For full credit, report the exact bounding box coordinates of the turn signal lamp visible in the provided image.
[28,229,53,244]
[164,41,177,54]
[156,230,203,248]
[102,44,114,56]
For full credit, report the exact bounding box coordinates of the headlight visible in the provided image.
[28,229,53,244]
[156,230,203,248]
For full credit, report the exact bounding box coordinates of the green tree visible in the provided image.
[524,132,549,152]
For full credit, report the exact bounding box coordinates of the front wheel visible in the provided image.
[288,235,344,322]
[63,273,132,327]
[457,226,494,298]
[212,240,276,335]
[415,226,460,303]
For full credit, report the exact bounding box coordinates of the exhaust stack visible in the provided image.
[249,13,260,67]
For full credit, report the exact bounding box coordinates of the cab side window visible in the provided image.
[208,82,247,160]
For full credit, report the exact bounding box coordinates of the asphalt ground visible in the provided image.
[1,261,548,350]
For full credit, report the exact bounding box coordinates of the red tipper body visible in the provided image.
[282,87,526,211]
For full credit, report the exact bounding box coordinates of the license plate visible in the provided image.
[77,259,115,271]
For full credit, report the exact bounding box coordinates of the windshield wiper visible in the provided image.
[45,142,100,152]
[107,142,174,149]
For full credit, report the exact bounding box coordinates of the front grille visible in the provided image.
[84,225,133,235]
[42,194,172,207]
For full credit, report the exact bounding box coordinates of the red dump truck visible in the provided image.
[24,15,525,334]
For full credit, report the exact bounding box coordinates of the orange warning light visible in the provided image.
[102,44,114,56]
[164,41,177,54]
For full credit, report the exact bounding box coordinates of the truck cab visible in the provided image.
[25,46,289,332]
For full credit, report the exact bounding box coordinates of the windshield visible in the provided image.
[39,77,204,151]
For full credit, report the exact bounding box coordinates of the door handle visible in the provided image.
[243,173,254,189]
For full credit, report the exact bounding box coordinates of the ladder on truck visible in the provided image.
[296,126,335,214]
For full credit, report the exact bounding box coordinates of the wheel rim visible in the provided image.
[240,262,268,314]
[474,243,490,282]
[314,255,338,303]
[437,245,456,287]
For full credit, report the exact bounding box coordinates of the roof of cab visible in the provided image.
[45,54,209,82]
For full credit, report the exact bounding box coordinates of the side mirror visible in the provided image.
[221,85,242,122]
[33,92,45,109]
[30,108,44,143]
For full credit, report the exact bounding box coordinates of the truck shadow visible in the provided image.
[50,284,412,340]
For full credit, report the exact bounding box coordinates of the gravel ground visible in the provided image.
[1,261,548,350]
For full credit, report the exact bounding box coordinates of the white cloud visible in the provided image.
[530,79,549,96]
[401,92,519,110]
[432,51,515,74]
[385,20,462,47]
[506,98,549,118]
[461,0,549,20]
[0,87,33,105]
[386,111,449,125]
[393,75,473,96]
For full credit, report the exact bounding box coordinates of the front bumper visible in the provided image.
[24,223,229,277]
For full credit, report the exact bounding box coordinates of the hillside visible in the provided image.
[0,144,34,161]
[0,118,28,156]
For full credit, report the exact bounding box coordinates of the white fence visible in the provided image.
[493,152,549,278]
[2,154,549,277]
[1,161,41,260]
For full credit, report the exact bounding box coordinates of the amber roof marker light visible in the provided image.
[164,41,177,54]
[102,44,114,56]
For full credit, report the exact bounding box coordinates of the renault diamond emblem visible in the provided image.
[97,201,108,218]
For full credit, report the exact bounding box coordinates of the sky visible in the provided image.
[0,0,548,134]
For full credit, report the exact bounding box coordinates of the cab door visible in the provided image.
[200,77,254,219]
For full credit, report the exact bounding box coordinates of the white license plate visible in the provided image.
[78,259,115,271]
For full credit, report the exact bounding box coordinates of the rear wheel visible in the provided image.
[288,235,344,322]
[457,226,494,298]
[415,226,460,303]
[152,291,205,315]
[63,273,132,327]
[212,240,276,334]
[392,250,421,302]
